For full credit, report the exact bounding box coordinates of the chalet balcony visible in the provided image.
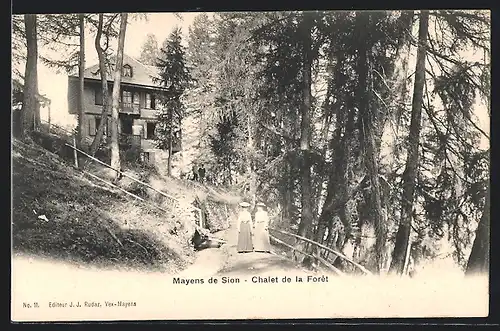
[119,102,141,115]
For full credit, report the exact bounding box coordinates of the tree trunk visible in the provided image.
[89,14,110,156]
[21,14,39,139]
[389,11,429,275]
[337,109,355,245]
[466,183,490,275]
[77,14,85,149]
[282,161,293,221]
[356,12,386,273]
[294,14,314,266]
[47,103,51,133]
[314,107,355,257]
[297,13,314,239]
[313,54,347,248]
[312,110,332,223]
[110,13,128,181]
[247,113,257,207]
[314,129,341,246]
[167,109,173,177]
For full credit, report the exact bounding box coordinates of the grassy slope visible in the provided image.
[84,156,242,234]
[12,138,196,273]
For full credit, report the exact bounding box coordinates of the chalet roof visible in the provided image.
[69,54,162,89]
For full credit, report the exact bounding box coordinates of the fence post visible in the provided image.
[73,133,79,168]
[47,104,51,134]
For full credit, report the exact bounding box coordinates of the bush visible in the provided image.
[12,138,195,272]
[122,146,141,163]
[196,196,232,233]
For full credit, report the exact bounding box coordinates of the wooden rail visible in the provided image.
[65,143,177,202]
[270,235,345,276]
[82,170,169,213]
[33,120,218,233]
[65,143,203,223]
[39,119,94,146]
[84,169,210,238]
[269,227,372,275]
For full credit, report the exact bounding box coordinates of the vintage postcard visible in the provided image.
[11,10,490,322]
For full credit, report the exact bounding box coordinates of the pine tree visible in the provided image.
[390,10,429,275]
[139,33,160,65]
[155,27,192,176]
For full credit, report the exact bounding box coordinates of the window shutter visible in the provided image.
[151,95,156,110]
[134,93,140,112]
[95,88,103,105]
[140,92,145,109]
[88,116,96,136]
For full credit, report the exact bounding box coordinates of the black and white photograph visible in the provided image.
[11,10,490,321]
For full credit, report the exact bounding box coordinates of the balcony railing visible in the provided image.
[120,102,140,115]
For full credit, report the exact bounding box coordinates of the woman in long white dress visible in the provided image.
[237,202,254,253]
[253,202,272,253]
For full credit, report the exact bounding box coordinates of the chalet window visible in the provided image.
[145,93,156,109]
[95,117,101,134]
[122,90,133,108]
[133,92,140,108]
[123,64,133,77]
[141,151,155,165]
[146,122,156,140]
[95,88,103,105]
[90,116,107,136]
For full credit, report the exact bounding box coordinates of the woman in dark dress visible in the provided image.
[237,202,254,253]
[253,202,272,253]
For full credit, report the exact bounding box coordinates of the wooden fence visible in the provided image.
[65,142,204,225]
[34,120,205,229]
[268,227,372,276]
[32,122,369,265]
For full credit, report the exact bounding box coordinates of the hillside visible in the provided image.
[12,137,239,273]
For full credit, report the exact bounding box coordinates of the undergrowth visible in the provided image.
[14,129,243,269]
[12,138,195,273]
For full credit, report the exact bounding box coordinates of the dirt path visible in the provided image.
[11,223,489,321]
[176,211,313,279]
[11,213,320,322]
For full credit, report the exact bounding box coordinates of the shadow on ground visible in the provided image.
[217,253,305,276]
